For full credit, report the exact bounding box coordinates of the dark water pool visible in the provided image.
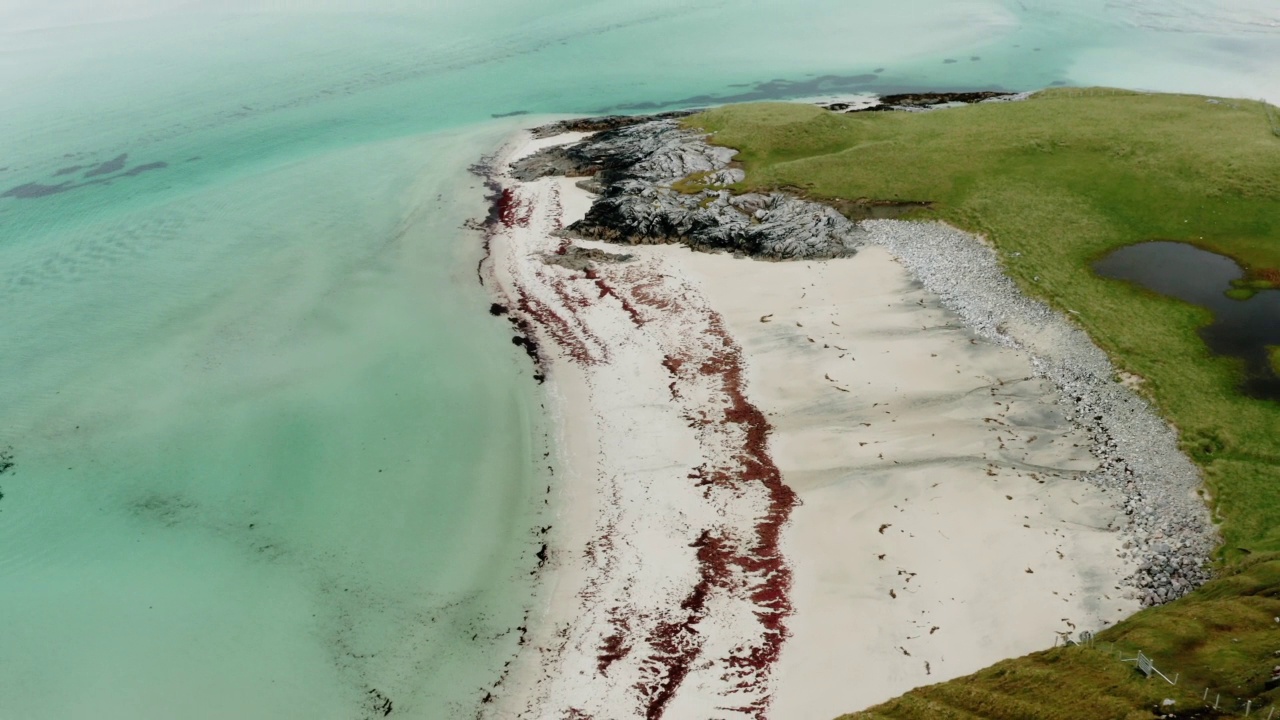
[1093,241,1280,400]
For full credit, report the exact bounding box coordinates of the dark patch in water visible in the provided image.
[84,153,128,178]
[3,156,170,200]
[186,156,201,162]
[0,447,13,475]
[943,58,957,64]
[366,689,393,717]
[129,492,197,528]
[491,110,530,118]
[2,181,74,198]
[874,67,886,73]
[1094,241,1280,399]
[121,161,168,177]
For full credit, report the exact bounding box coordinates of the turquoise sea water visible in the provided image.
[1,2,1276,718]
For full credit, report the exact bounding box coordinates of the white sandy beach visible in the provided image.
[483,132,1139,720]
[670,247,1141,718]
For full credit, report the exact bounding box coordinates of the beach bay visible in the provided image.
[1,2,1277,718]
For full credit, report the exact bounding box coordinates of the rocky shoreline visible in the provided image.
[824,90,1032,113]
[863,221,1217,604]
[513,120,862,259]
[509,108,1218,608]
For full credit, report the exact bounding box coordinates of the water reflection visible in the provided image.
[1094,241,1280,400]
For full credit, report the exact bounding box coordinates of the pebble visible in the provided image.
[861,219,1218,603]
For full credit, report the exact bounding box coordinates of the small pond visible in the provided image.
[1093,241,1280,401]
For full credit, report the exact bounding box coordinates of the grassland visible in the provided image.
[684,91,1280,717]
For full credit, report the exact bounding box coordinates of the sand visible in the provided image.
[667,247,1140,717]
[482,132,1139,720]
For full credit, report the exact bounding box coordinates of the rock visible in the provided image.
[527,110,696,139]
[542,244,634,271]
[837,91,1031,113]
[519,119,862,260]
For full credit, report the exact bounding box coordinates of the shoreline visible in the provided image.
[475,118,1214,717]
[480,132,798,718]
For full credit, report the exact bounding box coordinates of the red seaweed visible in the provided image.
[630,295,798,719]
[498,187,535,228]
[585,268,646,328]
[596,610,633,676]
[474,154,798,718]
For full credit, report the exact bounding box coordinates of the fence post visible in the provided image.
[1214,693,1220,709]
[1266,706,1273,719]
[1247,699,1253,716]
[1204,688,1209,701]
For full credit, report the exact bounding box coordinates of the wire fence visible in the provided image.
[1067,637,1277,717]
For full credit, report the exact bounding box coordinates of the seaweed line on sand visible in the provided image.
[473,136,801,718]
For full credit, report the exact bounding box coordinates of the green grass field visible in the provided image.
[684,91,1280,717]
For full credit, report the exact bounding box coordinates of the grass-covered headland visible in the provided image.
[684,90,1280,717]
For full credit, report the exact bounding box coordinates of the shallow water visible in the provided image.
[1094,241,1280,399]
[1,1,1278,718]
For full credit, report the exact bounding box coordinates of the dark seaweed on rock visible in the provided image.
[840,90,1023,113]
[542,245,634,272]
[527,110,695,139]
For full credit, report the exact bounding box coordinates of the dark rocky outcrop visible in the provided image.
[528,111,696,139]
[542,245,634,272]
[829,91,1028,113]
[515,119,862,260]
